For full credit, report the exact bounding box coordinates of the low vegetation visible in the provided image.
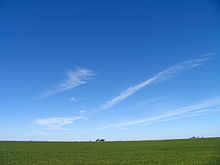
[0,138,219,165]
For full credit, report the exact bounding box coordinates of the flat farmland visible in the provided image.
[0,138,219,165]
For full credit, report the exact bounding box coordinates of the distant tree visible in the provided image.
[96,139,100,142]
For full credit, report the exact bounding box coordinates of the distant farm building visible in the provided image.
[96,139,105,142]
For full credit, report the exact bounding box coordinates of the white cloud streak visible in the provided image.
[79,110,86,114]
[91,57,210,114]
[70,97,77,102]
[99,97,220,129]
[36,56,213,130]
[39,67,94,98]
[36,116,85,129]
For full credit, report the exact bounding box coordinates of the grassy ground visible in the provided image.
[0,138,219,165]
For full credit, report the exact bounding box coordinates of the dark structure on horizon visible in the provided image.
[96,139,105,142]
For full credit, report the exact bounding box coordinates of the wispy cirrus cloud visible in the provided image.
[99,97,220,129]
[91,57,210,114]
[79,110,86,114]
[36,55,214,130]
[38,67,94,98]
[69,96,77,102]
[36,116,85,129]
[201,52,217,57]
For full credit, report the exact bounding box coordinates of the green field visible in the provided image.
[0,138,219,165]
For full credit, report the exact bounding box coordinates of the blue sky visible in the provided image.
[0,0,220,141]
